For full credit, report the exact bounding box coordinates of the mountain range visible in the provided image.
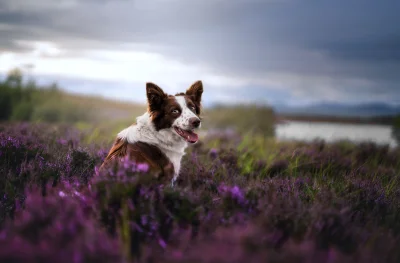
[272,102,400,118]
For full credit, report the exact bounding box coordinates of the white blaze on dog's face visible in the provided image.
[146,80,203,144]
[173,95,201,129]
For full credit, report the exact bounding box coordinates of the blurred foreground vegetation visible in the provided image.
[0,122,400,262]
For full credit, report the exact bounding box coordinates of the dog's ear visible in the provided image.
[186,80,203,105]
[146,82,167,113]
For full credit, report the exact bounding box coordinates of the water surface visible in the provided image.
[275,121,398,147]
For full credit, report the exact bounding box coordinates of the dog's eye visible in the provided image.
[172,109,180,114]
[190,106,196,111]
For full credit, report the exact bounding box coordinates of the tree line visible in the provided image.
[0,68,91,123]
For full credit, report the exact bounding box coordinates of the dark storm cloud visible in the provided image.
[0,0,399,104]
[319,36,400,63]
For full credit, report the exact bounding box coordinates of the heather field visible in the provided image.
[1,121,400,263]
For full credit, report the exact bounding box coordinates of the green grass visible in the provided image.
[0,69,276,143]
[1,121,400,262]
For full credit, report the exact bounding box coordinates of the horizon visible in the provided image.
[1,0,400,108]
[2,71,400,116]
[2,72,400,113]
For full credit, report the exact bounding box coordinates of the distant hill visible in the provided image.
[273,102,400,118]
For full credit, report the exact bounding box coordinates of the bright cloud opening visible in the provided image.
[0,40,253,92]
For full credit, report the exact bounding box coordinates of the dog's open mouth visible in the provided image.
[174,126,198,143]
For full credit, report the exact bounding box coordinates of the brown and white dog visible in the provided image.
[100,80,203,186]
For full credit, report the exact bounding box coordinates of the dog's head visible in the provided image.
[146,80,203,144]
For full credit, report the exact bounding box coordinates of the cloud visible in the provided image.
[0,0,399,106]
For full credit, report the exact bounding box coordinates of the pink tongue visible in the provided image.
[182,130,198,143]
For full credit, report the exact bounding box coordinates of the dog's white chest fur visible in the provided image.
[117,112,188,181]
[114,80,203,185]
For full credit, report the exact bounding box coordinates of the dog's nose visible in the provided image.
[189,117,201,128]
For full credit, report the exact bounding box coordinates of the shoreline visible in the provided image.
[275,114,396,125]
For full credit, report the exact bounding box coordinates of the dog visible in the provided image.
[99,80,203,186]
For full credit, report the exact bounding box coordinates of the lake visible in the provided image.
[275,121,398,148]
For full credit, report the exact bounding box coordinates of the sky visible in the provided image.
[0,0,399,107]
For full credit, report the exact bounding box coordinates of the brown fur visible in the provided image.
[151,95,183,131]
[176,80,203,115]
[100,137,175,181]
[146,81,202,131]
[99,80,204,182]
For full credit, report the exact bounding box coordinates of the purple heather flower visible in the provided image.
[209,148,218,159]
[97,149,108,158]
[73,251,83,263]
[230,186,244,200]
[73,190,86,202]
[171,250,183,259]
[116,169,126,177]
[131,222,144,233]
[127,200,135,210]
[57,139,68,145]
[158,238,167,249]
[136,163,149,173]
[218,184,247,205]
[0,231,6,240]
[94,166,100,176]
[141,215,148,226]
[123,160,130,170]
[217,184,228,193]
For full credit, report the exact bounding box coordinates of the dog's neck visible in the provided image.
[117,112,188,175]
